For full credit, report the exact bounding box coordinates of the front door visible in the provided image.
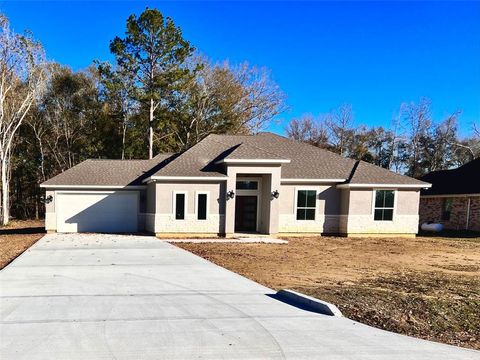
[235,196,257,232]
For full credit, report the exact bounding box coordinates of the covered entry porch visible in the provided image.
[224,164,282,236]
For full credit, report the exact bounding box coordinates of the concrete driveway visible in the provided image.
[1,234,478,359]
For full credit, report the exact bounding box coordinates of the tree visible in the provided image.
[0,15,47,225]
[109,8,195,159]
[165,57,286,151]
[285,114,328,148]
[325,104,355,156]
[97,61,137,159]
[402,98,432,177]
[38,65,102,171]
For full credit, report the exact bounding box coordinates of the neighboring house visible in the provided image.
[419,159,480,231]
[40,133,430,237]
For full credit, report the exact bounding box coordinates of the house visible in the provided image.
[40,132,430,237]
[419,158,480,231]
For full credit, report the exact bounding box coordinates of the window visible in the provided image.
[296,190,317,220]
[175,193,185,220]
[197,193,208,220]
[374,190,395,221]
[236,181,258,190]
[442,198,452,221]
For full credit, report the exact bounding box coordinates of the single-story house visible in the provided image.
[419,158,480,231]
[40,132,430,237]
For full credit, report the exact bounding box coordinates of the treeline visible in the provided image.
[286,100,480,177]
[2,9,285,222]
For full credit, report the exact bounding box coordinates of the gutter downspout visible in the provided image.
[466,197,471,230]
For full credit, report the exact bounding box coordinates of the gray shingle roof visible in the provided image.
[348,161,429,186]
[41,133,425,187]
[41,154,173,186]
[222,142,288,161]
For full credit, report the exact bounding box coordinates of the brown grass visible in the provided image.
[177,235,480,350]
[0,220,45,269]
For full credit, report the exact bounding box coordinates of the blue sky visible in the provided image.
[1,1,479,137]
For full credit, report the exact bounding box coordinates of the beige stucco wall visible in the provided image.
[150,181,226,234]
[278,183,342,234]
[343,189,420,235]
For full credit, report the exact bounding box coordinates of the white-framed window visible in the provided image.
[373,190,395,221]
[196,192,209,220]
[236,180,258,190]
[296,189,317,220]
[173,191,187,220]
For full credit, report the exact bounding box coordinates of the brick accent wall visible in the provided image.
[419,196,480,231]
[468,197,480,231]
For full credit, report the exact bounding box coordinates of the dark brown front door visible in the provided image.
[235,196,257,232]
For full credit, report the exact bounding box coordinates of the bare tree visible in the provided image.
[402,98,432,177]
[474,123,480,138]
[166,57,286,150]
[286,114,328,148]
[0,15,47,225]
[325,103,355,156]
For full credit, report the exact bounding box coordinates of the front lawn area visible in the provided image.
[0,220,45,269]
[177,235,480,350]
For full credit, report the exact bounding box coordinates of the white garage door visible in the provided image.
[56,191,139,233]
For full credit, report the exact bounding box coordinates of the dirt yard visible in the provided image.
[0,220,45,269]
[177,235,480,350]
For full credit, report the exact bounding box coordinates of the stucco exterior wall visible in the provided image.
[278,183,342,234]
[344,189,420,235]
[151,181,226,234]
[419,195,480,231]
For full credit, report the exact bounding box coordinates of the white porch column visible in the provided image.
[224,167,236,236]
[267,167,281,234]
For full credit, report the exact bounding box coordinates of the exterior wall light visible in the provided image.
[43,195,53,204]
[271,190,280,199]
[227,190,235,199]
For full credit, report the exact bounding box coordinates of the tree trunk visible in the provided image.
[1,157,9,225]
[149,98,154,159]
[122,122,127,160]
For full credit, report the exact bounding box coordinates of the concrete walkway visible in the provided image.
[166,237,288,244]
[0,234,478,360]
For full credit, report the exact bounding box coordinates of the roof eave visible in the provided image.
[40,184,147,189]
[144,176,228,183]
[281,178,346,183]
[215,159,291,165]
[337,183,432,189]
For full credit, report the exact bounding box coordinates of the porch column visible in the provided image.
[224,168,236,236]
[267,167,281,234]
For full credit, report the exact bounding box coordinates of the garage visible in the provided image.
[56,191,139,233]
